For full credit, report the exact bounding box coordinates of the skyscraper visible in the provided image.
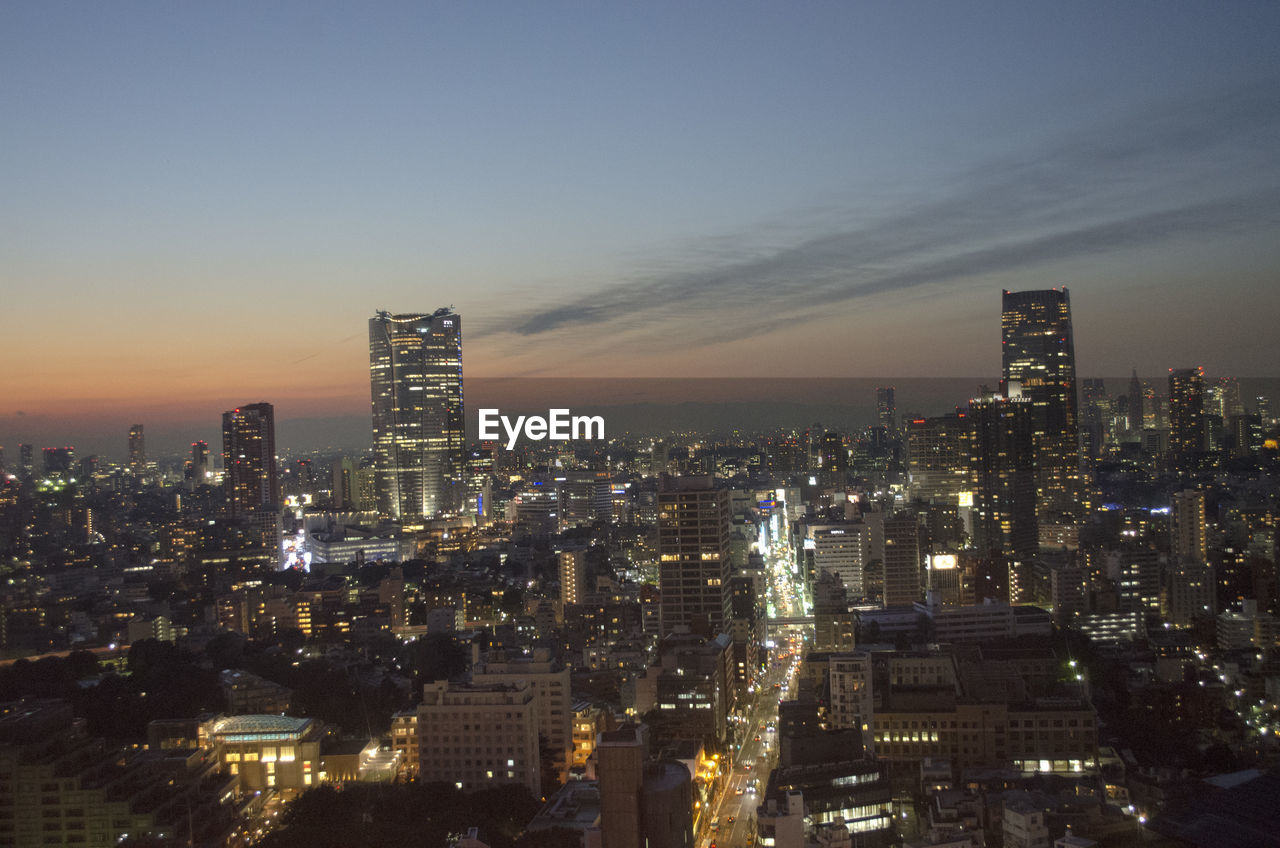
[191,440,209,482]
[906,412,973,504]
[969,388,1038,563]
[657,475,731,638]
[128,424,146,474]
[1000,288,1080,521]
[1169,367,1205,476]
[1127,369,1144,435]
[43,447,75,475]
[369,309,465,520]
[876,386,896,433]
[222,403,278,519]
[819,431,847,485]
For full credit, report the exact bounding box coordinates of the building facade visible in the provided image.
[657,476,731,638]
[1000,288,1081,523]
[369,309,465,520]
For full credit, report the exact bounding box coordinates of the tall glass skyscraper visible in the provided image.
[369,309,465,520]
[1000,288,1081,522]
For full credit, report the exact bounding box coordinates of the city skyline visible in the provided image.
[2,2,1280,443]
[5,371,1280,463]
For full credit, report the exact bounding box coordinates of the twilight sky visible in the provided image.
[2,2,1279,452]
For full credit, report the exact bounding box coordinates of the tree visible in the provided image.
[404,633,469,683]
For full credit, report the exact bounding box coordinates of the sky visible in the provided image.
[2,1,1279,454]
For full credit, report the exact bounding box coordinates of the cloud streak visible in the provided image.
[499,76,1280,347]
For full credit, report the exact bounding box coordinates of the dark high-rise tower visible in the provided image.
[369,309,465,520]
[1127,369,1144,435]
[1000,288,1080,521]
[43,447,75,475]
[222,403,278,518]
[969,388,1038,562]
[876,386,896,432]
[191,440,209,481]
[1169,367,1205,476]
[128,424,145,474]
[819,431,847,485]
[657,475,731,637]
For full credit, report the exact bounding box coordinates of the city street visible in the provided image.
[702,626,805,848]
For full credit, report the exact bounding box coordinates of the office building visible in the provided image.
[1211,376,1243,420]
[820,431,848,484]
[127,424,145,474]
[471,648,573,784]
[416,679,541,796]
[42,446,74,475]
[1107,547,1161,613]
[190,440,210,486]
[369,308,465,520]
[657,475,731,637]
[807,523,872,598]
[1169,368,1205,475]
[331,456,355,509]
[907,413,973,504]
[1001,288,1081,521]
[882,512,924,607]
[877,385,897,432]
[767,760,893,836]
[828,653,875,754]
[813,571,857,652]
[729,572,767,692]
[18,444,33,478]
[871,697,1097,774]
[222,403,278,517]
[969,389,1038,562]
[1126,369,1144,435]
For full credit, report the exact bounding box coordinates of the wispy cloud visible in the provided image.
[499,77,1280,347]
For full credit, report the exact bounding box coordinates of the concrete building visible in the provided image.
[219,669,292,714]
[907,413,974,505]
[596,724,694,848]
[560,550,586,606]
[0,700,245,848]
[807,523,873,598]
[1004,798,1050,848]
[416,679,541,796]
[471,648,573,784]
[657,475,731,638]
[882,513,924,607]
[828,653,875,754]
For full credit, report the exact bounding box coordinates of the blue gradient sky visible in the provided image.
[2,2,1279,446]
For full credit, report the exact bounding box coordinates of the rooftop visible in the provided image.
[208,714,314,739]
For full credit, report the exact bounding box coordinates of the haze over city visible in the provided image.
[3,1,1280,453]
